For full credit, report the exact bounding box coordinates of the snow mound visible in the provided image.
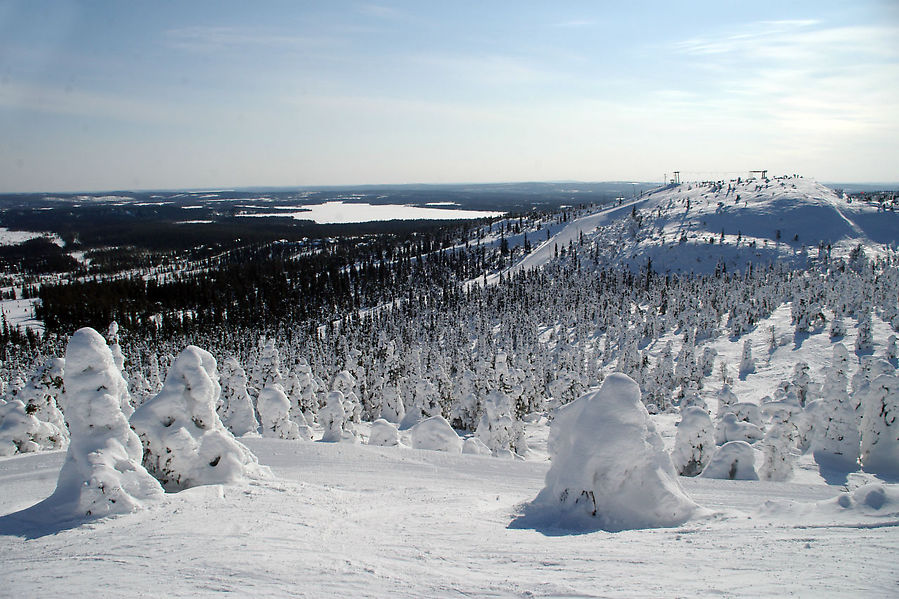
[410,416,463,453]
[42,327,164,520]
[522,373,700,531]
[130,345,269,491]
[368,418,400,447]
[701,441,759,480]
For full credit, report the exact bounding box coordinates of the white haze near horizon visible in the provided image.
[242,201,505,224]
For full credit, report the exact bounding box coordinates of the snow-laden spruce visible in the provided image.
[527,373,700,531]
[320,390,357,442]
[671,406,714,476]
[130,345,269,491]
[813,343,860,471]
[258,383,310,440]
[217,356,259,437]
[0,357,68,455]
[859,372,899,476]
[475,388,528,457]
[42,328,163,519]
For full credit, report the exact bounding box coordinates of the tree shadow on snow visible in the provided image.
[815,465,851,486]
[792,331,810,351]
[0,500,99,540]
[508,502,631,536]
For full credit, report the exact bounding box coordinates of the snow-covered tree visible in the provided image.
[701,441,759,480]
[739,339,755,376]
[671,406,714,477]
[410,415,462,453]
[44,327,163,518]
[715,383,738,417]
[130,345,268,490]
[218,356,259,437]
[257,384,304,440]
[813,348,861,471]
[475,388,528,457]
[320,390,355,443]
[251,337,284,395]
[859,373,899,476]
[760,423,797,481]
[855,308,874,354]
[18,357,68,446]
[529,373,698,530]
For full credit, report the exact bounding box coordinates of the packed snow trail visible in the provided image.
[468,198,647,288]
[2,438,897,598]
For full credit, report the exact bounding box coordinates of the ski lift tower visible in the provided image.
[673,171,680,185]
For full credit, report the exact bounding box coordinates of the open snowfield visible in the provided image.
[2,429,897,598]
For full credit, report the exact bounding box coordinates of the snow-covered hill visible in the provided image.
[528,176,897,275]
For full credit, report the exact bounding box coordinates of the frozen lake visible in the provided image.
[243,201,505,224]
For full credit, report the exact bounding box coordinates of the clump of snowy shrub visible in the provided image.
[671,406,714,477]
[701,441,759,480]
[130,345,268,491]
[44,327,163,519]
[368,418,400,447]
[528,373,699,531]
[410,415,462,453]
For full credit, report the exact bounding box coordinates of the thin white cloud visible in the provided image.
[0,80,179,124]
[552,19,595,28]
[356,3,407,20]
[164,26,340,53]
[410,53,562,86]
[669,20,899,136]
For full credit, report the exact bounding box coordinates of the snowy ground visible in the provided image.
[2,431,897,598]
[0,298,43,334]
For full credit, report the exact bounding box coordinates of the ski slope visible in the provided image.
[2,434,897,598]
[468,198,647,288]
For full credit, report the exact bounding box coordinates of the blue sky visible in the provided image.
[1,1,896,192]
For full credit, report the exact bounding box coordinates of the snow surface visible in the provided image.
[1,434,897,597]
